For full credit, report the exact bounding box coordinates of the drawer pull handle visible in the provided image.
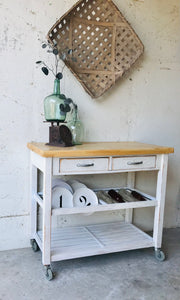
[127,161,143,165]
[76,163,94,167]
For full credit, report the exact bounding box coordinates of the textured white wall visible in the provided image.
[0,0,179,251]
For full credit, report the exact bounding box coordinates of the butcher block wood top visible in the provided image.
[27,142,174,158]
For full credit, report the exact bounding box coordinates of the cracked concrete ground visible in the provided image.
[0,228,180,300]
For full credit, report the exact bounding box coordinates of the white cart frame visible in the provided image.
[28,142,173,280]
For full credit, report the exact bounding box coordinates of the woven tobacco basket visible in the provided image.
[47,0,144,98]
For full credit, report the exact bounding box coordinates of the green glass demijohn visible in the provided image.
[66,105,84,145]
[44,79,66,122]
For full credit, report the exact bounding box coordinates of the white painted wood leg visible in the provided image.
[125,172,135,223]
[30,158,38,239]
[153,154,168,249]
[42,158,52,266]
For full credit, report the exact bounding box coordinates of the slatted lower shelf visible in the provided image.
[38,222,154,262]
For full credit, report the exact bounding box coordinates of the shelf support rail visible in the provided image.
[42,157,52,266]
[125,172,135,223]
[30,162,38,240]
[34,193,43,208]
[153,154,168,249]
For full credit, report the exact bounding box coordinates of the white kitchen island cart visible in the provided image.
[27,141,174,280]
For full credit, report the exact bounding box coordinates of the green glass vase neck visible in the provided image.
[73,107,78,122]
[53,79,60,95]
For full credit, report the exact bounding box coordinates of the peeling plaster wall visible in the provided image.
[0,0,179,251]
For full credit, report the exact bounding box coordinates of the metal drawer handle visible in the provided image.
[76,163,94,167]
[127,161,143,165]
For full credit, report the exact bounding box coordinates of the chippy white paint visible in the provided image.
[0,0,179,250]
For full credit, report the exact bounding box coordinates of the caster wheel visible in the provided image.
[45,266,54,281]
[155,249,165,262]
[30,239,39,252]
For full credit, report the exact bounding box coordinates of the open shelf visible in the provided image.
[37,222,154,262]
[36,188,157,216]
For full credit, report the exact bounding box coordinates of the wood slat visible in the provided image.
[52,200,157,216]
[34,193,43,208]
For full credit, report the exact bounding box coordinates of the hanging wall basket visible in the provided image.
[47,0,144,98]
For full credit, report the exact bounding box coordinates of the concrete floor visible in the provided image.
[0,228,180,300]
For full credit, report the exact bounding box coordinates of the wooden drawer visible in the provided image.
[53,157,109,175]
[112,156,156,171]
